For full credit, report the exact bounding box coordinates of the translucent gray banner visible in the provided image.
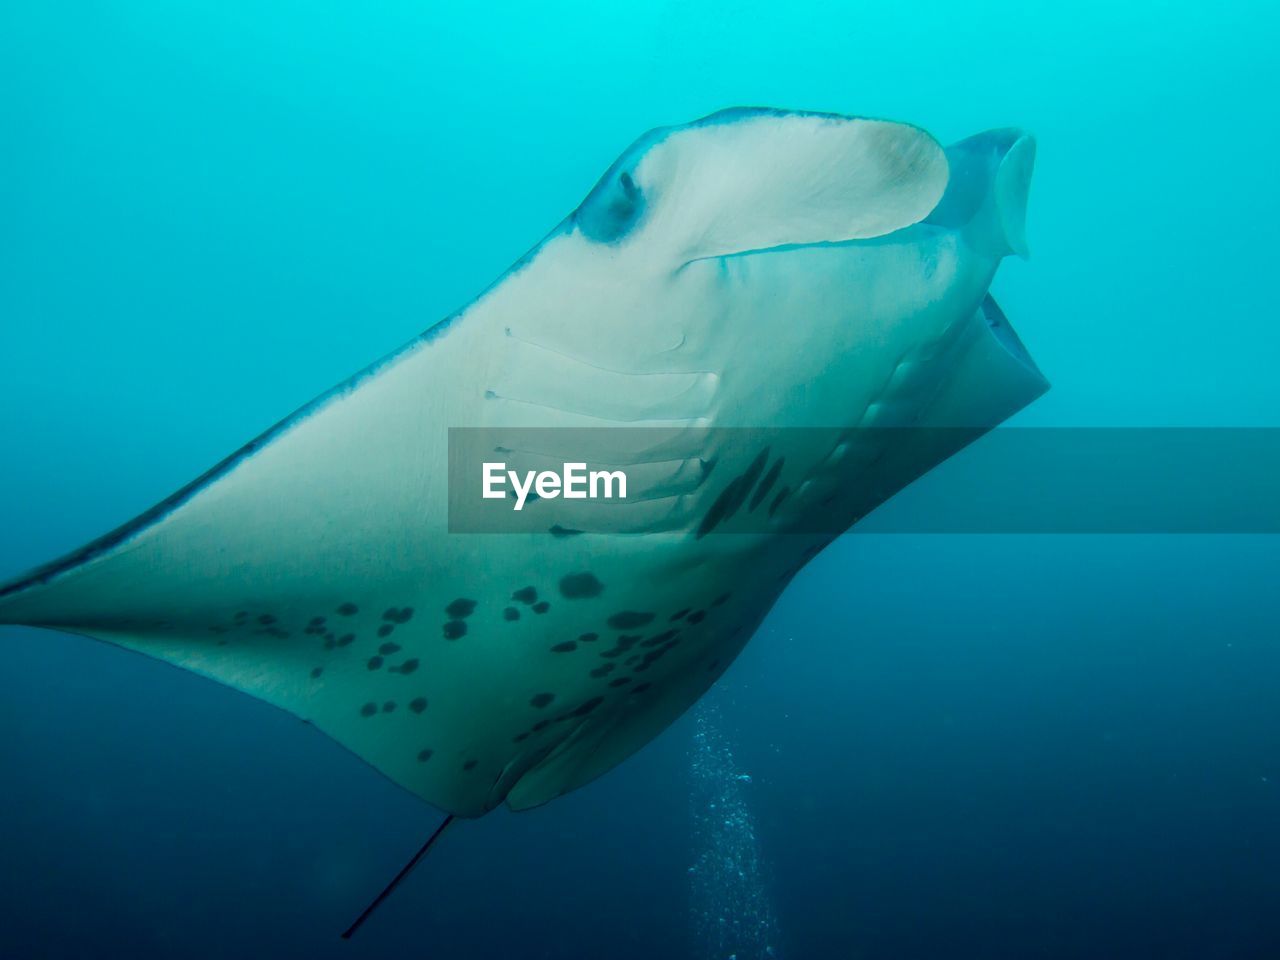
[447,428,1280,534]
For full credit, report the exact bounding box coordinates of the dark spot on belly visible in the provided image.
[443,620,467,640]
[410,697,428,713]
[360,703,377,717]
[512,586,537,604]
[377,624,395,638]
[382,701,396,713]
[336,633,355,647]
[559,572,604,599]
[578,632,599,643]
[396,658,420,675]
[634,639,680,673]
[600,634,642,659]
[550,641,577,653]
[383,607,414,624]
[532,601,550,614]
[569,696,604,717]
[367,656,384,670]
[513,732,529,742]
[631,682,652,694]
[712,593,731,607]
[462,759,478,772]
[642,630,678,647]
[337,602,359,616]
[257,614,276,625]
[379,641,401,655]
[749,456,785,512]
[609,677,632,687]
[549,525,582,538]
[669,608,690,621]
[590,664,615,678]
[446,598,476,618]
[768,486,791,517]
[310,667,323,679]
[608,611,654,630]
[417,749,434,762]
[687,610,706,625]
[530,693,555,708]
[503,607,520,621]
[697,449,770,537]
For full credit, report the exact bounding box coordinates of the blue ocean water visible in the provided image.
[1,2,1278,958]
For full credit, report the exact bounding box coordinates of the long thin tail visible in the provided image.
[341,814,457,939]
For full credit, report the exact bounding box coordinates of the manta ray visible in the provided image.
[0,107,1046,928]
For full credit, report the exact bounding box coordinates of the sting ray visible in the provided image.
[0,109,1046,826]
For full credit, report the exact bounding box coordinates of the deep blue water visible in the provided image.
[2,2,1278,958]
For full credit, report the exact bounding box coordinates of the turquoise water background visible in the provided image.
[2,2,1278,957]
